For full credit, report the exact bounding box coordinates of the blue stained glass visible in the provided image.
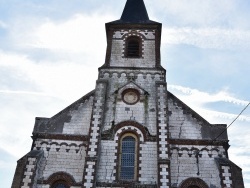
[120,136,136,180]
[53,183,67,188]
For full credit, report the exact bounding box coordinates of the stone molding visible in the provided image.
[179,177,209,188]
[38,171,80,187]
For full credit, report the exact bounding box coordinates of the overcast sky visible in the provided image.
[0,0,250,187]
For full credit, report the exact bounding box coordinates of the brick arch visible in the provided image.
[46,172,76,186]
[121,31,146,40]
[114,121,147,142]
[179,178,209,188]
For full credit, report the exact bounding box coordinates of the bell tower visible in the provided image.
[103,0,163,69]
[83,0,171,187]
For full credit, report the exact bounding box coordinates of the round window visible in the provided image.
[122,89,140,105]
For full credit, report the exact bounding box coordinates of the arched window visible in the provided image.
[126,37,141,58]
[51,181,68,188]
[119,134,138,180]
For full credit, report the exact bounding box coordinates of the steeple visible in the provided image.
[103,0,163,69]
[120,0,149,23]
[108,0,159,24]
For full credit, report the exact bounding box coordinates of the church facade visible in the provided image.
[12,0,244,188]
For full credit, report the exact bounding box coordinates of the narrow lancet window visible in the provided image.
[120,136,136,180]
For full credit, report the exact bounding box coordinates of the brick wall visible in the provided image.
[63,97,94,135]
[34,139,86,183]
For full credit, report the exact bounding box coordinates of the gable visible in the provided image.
[168,91,228,140]
[33,90,95,136]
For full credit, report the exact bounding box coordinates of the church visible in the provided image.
[12,0,244,188]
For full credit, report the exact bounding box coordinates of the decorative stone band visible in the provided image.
[155,82,170,188]
[83,80,108,188]
[114,125,145,142]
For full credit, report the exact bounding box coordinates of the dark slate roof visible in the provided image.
[121,0,149,22]
[33,90,95,134]
[108,0,160,24]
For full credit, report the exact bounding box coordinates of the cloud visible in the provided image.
[10,13,113,56]
[0,20,7,28]
[168,85,250,123]
[0,49,98,102]
[148,0,249,28]
[162,27,250,49]
[0,90,55,97]
[169,85,249,106]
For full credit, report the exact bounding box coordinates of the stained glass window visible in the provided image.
[52,182,67,188]
[120,136,136,180]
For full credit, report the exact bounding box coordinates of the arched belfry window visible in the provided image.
[119,134,138,180]
[126,37,141,58]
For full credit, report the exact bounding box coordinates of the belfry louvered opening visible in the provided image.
[126,37,141,57]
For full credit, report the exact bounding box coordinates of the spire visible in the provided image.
[107,0,160,24]
[120,0,149,23]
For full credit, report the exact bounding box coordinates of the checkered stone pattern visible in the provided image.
[114,126,144,142]
[159,164,170,187]
[21,157,37,188]
[83,81,108,188]
[156,82,170,188]
[220,166,233,188]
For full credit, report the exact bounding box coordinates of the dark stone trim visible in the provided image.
[96,181,157,187]
[155,26,161,67]
[104,27,114,67]
[169,138,229,146]
[32,133,88,142]
[179,177,209,188]
[11,157,27,188]
[112,120,156,141]
[99,66,166,72]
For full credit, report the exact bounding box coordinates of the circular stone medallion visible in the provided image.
[122,89,140,105]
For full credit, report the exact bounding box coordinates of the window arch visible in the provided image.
[126,36,141,58]
[119,133,138,181]
[179,178,209,188]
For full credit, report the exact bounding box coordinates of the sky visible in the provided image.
[0,0,249,187]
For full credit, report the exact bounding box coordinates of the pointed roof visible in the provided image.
[108,0,159,24]
[121,0,149,23]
